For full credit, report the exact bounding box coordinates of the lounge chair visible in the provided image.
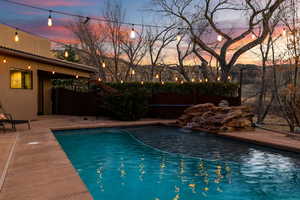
[0,102,31,132]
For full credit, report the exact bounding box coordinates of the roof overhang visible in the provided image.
[0,46,97,73]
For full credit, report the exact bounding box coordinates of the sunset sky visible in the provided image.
[0,0,286,66]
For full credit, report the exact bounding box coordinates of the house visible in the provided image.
[0,24,96,120]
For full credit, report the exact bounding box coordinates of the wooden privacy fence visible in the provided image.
[52,88,241,118]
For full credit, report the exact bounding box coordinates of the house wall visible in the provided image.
[0,54,91,120]
[0,24,53,58]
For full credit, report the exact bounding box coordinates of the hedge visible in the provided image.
[105,82,239,97]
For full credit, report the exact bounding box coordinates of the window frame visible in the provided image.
[10,68,33,90]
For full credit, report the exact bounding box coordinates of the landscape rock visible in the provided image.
[177,103,254,133]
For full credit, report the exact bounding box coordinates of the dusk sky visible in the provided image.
[0,0,153,43]
[0,0,270,65]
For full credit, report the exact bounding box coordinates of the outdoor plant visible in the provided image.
[101,88,150,121]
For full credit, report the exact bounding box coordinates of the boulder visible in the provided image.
[177,102,254,133]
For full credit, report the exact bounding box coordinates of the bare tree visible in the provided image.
[68,19,107,81]
[120,26,147,81]
[146,25,176,81]
[153,0,286,81]
[103,0,126,82]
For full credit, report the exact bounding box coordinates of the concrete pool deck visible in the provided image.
[0,115,300,200]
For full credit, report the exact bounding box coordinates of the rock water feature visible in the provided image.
[177,103,254,133]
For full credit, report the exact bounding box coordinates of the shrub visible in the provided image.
[101,88,150,121]
[106,82,239,97]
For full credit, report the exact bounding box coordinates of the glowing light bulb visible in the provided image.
[217,77,221,81]
[205,78,208,82]
[3,59,7,63]
[181,80,184,84]
[130,28,136,39]
[121,80,124,84]
[132,70,135,75]
[27,65,31,70]
[228,76,231,80]
[282,28,287,37]
[141,81,144,85]
[161,81,165,85]
[52,71,55,75]
[156,74,159,79]
[102,62,106,68]
[76,75,79,79]
[48,11,53,27]
[14,31,19,42]
[64,50,69,58]
[191,78,195,82]
[98,77,101,82]
[175,77,178,81]
[217,35,222,42]
[199,79,203,83]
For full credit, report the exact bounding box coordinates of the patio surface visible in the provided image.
[0,115,299,200]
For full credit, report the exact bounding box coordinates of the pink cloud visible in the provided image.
[21,0,92,7]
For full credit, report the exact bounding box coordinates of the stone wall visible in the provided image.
[177,103,254,133]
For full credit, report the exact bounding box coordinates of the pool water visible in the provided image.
[54,126,300,200]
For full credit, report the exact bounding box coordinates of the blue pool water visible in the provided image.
[54,126,300,200]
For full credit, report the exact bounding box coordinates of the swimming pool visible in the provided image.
[54,125,300,200]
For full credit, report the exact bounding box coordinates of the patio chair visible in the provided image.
[0,102,31,132]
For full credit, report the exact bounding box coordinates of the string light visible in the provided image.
[132,69,135,75]
[217,77,221,81]
[102,62,106,68]
[155,74,159,79]
[161,81,165,85]
[121,80,124,84]
[27,65,31,69]
[191,78,195,82]
[14,29,19,42]
[180,80,184,84]
[217,35,223,42]
[130,25,136,39]
[52,71,55,74]
[141,81,144,85]
[98,77,101,81]
[199,79,203,83]
[48,10,53,27]
[282,28,287,37]
[76,75,79,79]
[205,78,208,82]
[3,59,7,63]
[175,77,178,81]
[64,50,69,58]
[227,76,232,81]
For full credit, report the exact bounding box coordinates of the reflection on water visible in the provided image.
[55,126,300,200]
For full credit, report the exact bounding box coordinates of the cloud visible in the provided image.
[20,0,93,7]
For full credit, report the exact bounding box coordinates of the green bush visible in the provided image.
[106,82,239,97]
[102,88,150,121]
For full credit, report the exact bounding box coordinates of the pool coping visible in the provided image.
[0,119,176,200]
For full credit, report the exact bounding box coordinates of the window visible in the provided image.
[10,69,33,89]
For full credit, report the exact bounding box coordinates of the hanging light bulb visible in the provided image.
[48,10,53,27]
[217,35,222,42]
[199,79,203,83]
[282,28,287,37]
[130,25,136,39]
[98,77,101,82]
[52,71,55,75]
[132,70,135,75]
[155,74,159,79]
[205,78,208,82]
[191,78,195,82]
[3,59,7,63]
[161,81,165,85]
[121,80,124,84]
[76,75,79,79]
[181,80,184,84]
[228,76,232,81]
[141,81,144,85]
[27,65,31,70]
[217,77,221,81]
[176,34,181,42]
[64,50,69,58]
[14,29,19,42]
[102,62,106,68]
[175,77,178,81]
